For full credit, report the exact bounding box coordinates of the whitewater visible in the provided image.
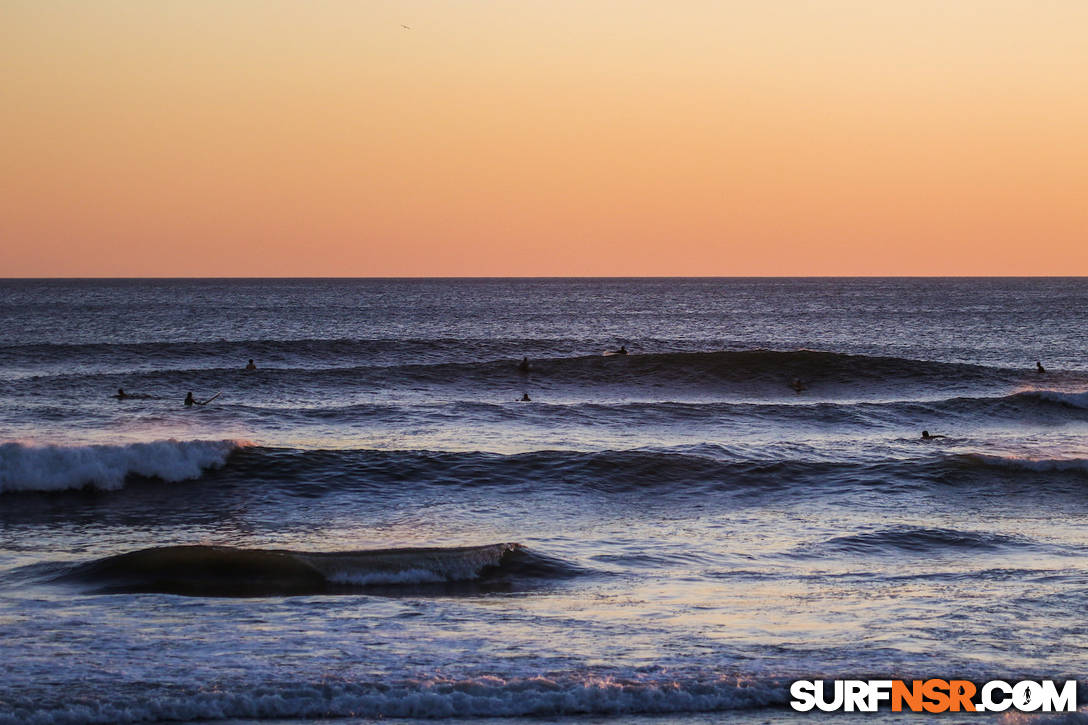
[1,277,1087,724]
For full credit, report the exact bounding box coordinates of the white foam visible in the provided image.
[0,439,247,493]
[0,674,786,724]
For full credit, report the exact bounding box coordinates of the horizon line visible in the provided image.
[4,275,1088,281]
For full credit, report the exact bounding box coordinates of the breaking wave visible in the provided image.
[0,439,247,493]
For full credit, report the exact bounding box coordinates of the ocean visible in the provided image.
[1,277,1086,724]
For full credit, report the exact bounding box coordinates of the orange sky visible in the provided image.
[2,0,1086,276]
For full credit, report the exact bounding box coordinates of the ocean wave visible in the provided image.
[956,453,1088,475]
[59,542,582,596]
[0,336,585,360]
[0,439,246,493]
[940,389,1088,420]
[8,349,1067,399]
[1018,389,1088,410]
[0,671,786,723]
[811,526,1028,556]
[220,387,1088,428]
[15,442,1088,502]
[212,445,843,495]
[0,337,596,377]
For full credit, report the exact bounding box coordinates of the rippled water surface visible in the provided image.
[1,278,1087,724]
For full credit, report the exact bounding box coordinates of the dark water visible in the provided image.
[1,278,1087,724]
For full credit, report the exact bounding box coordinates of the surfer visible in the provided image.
[1036,361,1046,374]
[185,391,221,406]
[612,345,628,355]
[114,388,151,399]
[517,357,531,373]
[519,392,531,402]
[246,359,257,370]
[921,430,946,440]
[789,378,806,394]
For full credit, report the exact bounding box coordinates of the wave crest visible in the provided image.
[811,526,1026,555]
[957,453,1088,475]
[10,348,1062,398]
[60,542,581,596]
[1018,389,1088,410]
[0,439,246,493]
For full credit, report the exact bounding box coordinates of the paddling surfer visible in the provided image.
[114,388,151,400]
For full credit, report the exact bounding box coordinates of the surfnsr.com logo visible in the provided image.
[790,679,1077,713]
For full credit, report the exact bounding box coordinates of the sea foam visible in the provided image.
[0,439,245,493]
[0,672,786,724]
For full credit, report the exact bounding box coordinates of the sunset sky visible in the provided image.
[2,0,1086,277]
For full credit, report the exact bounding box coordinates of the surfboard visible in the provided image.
[200,392,222,405]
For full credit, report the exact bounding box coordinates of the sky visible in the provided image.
[2,0,1086,277]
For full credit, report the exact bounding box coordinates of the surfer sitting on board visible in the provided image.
[115,388,130,400]
[519,392,531,402]
[517,357,531,373]
[611,345,628,355]
[921,430,946,440]
[185,391,221,407]
[246,359,257,370]
[1036,361,1046,374]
